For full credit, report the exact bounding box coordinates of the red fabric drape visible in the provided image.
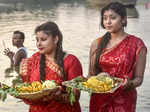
[90,35,147,112]
[20,52,83,112]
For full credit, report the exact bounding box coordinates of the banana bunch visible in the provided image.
[82,76,114,93]
[15,80,57,93]
[15,81,43,93]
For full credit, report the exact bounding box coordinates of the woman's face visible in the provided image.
[36,31,57,55]
[103,9,125,33]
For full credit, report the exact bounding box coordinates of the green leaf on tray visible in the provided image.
[66,87,76,105]
[0,83,19,101]
[0,88,7,101]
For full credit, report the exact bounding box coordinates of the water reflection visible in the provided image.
[87,0,139,18]
[0,0,140,18]
[126,6,139,18]
[0,0,87,12]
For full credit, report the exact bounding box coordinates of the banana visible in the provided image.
[15,80,57,94]
[83,76,114,92]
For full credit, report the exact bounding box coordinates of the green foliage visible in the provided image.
[66,87,76,105]
[64,76,92,105]
[0,83,18,102]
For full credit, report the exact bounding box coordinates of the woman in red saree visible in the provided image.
[19,21,82,112]
[88,2,147,112]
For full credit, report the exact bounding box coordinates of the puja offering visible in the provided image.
[0,80,58,101]
[62,72,123,93]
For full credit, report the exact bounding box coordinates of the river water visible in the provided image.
[0,0,150,112]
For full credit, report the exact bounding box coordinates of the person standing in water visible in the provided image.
[88,2,147,112]
[4,31,27,74]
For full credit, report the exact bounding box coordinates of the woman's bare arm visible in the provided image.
[124,47,147,90]
[88,39,99,78]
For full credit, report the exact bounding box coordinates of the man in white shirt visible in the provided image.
[4,31,27,73]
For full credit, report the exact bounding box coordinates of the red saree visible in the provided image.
[20,52,82,112]
[90,35,147,112]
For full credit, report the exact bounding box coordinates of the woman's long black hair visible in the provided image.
[35,21,66,81]
[94,2,127,75]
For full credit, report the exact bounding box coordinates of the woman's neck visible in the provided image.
[110,29,127,40]
[45,51,56,61]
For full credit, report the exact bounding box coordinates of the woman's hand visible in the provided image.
[53,86,70,103]
[122,76,134,91]
[42,87,62,102]
[42,87,80,104]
